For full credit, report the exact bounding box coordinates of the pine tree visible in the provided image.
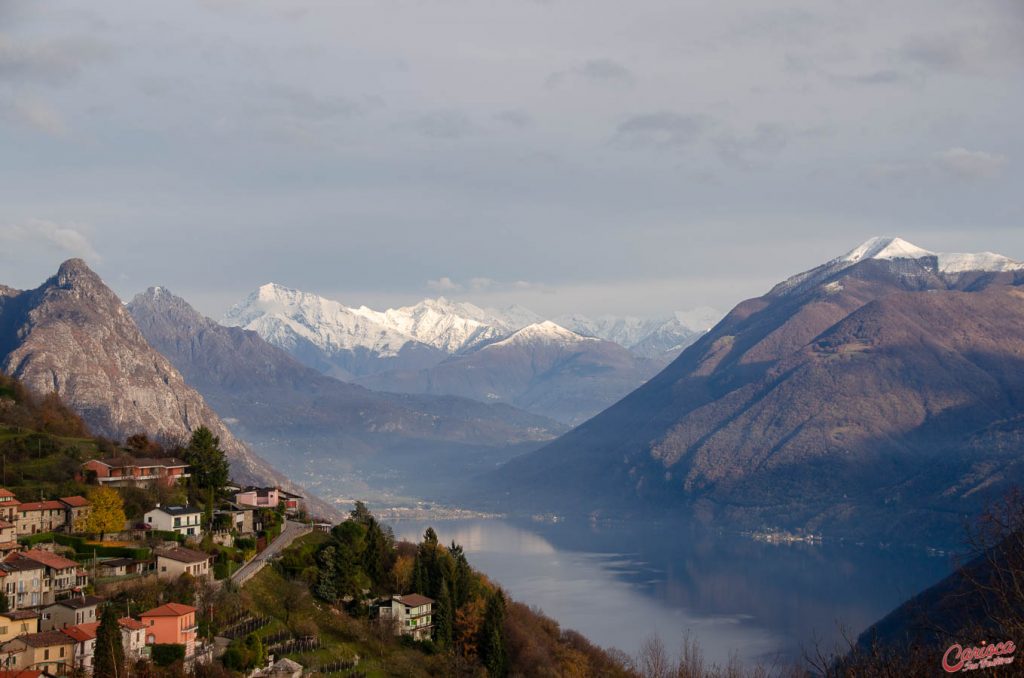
[479,589,508,677]
[184,426,230,492]
[93,604,125,678]
[433,577,453,649]
[0,592,8,614]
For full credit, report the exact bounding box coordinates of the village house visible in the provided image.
[80,457,190,488]
[0,490,19,523]
[0,610,39,643]
[235,487,304,516]
[118,617,149,662]
[59,496,91,531]
[155,548,211,581]
[0,558,45,610]
[0,630,74,675]
[144,505,203,538]
[376,594,434,641]
[60,622,98,674]
[214,502,255,534]
[2,550,87,608]
[0,522,17,555]
[15,501,66,536]
[96,557,146,579]
[139,602,198,659]
[42,595,103,631]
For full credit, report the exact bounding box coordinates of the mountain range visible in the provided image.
[467,237,1024,545]
[127,287,565,499]
[222,283,718,423]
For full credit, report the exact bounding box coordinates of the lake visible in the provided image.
[388,518,953,668]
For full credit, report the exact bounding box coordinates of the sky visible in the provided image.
[1,0,1022,319]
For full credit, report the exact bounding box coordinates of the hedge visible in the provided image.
[19,533,150,560]
[151,643,186,667]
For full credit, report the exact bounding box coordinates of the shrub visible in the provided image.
[151,643,186,667]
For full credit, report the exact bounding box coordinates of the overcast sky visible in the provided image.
[1,0,1021,319]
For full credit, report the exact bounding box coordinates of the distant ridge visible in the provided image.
[470,237,1024,545]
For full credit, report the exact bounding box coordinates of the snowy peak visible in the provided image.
[840,237,934,263]
[485,321,595,349]
[836,236,1023,274]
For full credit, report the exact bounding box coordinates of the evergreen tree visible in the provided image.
[93,604,125,678]
[479,589,508,677]
[412,553,428,595]
[450,542,473,609]
[0,592,8,614]
[433,577,453,649]
[184,426,230,492]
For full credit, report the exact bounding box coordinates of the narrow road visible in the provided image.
[230,519,312,586]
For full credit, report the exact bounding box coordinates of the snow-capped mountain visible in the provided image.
[556,307,721,359]
[774,236,1024,297]
[224,283,722,382]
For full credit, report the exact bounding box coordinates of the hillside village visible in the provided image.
[0,374,630,678]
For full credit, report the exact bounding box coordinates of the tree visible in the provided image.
[434,577,453,649]
[75,487,127,537]
[183,426,230,492]
[0,591,8,614]
[480,589,508,677]
[94,604,126,678]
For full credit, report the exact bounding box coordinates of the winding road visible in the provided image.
[230,519,312,586]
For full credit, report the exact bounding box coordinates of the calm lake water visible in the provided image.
[388,518,953,667]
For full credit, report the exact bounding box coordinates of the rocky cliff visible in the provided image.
[0,259,332,515]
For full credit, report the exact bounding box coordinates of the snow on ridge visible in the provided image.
[840,237,934,263]
[483,320,596,350]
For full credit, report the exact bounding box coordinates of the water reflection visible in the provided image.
[390,518,951,666]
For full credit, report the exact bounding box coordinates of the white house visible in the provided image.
[376,594,434,641]
[144,505,203,538]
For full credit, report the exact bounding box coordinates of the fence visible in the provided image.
[221,615,271,640]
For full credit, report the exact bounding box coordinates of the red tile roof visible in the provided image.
[140,602,196,618]
[395,594,435,607]
[12,549,80,570]
[18,500,65,512]
[59,496,90,508]
[118,617,147,631]
[0,671,44,678]
[60,622,99,642]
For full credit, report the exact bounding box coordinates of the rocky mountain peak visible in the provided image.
[1,262,311,506]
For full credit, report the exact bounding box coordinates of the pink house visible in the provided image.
[234,487,304,515]
[140,602,197,658]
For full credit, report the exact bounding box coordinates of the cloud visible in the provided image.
[427,276,462,292]
[0,220,99,260]
[898,34,971,73]
[493,110,533,128]
[469,277,496,290]
[577,59,634,84]
[934,148,1008,179]
[715,124,789,169]
[2,96,68,136]
[412,111,475,139]
[547,58,635,89]
[0,34,109,85]
[614,112,706,149]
